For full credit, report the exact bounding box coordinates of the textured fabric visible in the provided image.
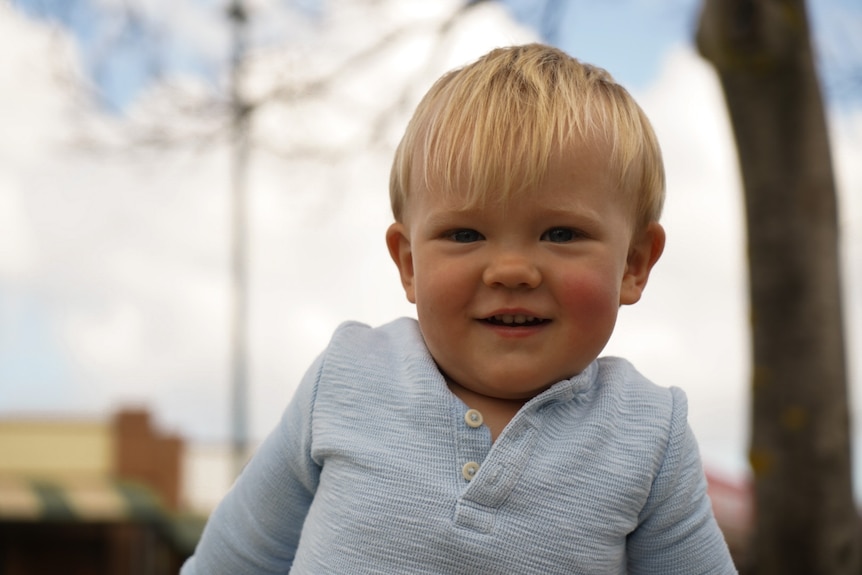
[182,318,737,574]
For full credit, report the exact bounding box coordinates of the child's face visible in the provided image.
[387,142,664,401]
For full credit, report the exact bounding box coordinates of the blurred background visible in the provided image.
[0,0,860,571]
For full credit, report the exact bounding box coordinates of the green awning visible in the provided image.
[0,476,204,553]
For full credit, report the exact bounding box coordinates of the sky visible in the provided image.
[1,0,861,489]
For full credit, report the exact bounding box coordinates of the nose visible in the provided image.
[482,250,542,289]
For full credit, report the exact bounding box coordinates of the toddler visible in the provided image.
[182,43,737,574]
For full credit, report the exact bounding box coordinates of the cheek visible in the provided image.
[414,264,466,315]
[556,268,622,322]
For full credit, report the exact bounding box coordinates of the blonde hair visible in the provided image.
[389,43,665,231]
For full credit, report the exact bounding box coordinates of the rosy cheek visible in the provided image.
[557,272,620,320]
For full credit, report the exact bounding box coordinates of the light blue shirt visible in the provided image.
[182,318,737,574]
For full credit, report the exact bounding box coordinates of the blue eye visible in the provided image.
[541,227,578,243]
[449,229,484,243]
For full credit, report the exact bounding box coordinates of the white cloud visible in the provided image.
[0,5,79,164]
[0,173,37,279]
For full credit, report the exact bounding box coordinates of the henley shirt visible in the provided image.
[182,317,737,574]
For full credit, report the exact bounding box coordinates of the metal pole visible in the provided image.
[228,0,249,479]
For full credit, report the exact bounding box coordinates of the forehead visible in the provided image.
[406,134,624,217]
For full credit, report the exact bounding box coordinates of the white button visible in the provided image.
[464,409,484,428]
[462,461,480,481]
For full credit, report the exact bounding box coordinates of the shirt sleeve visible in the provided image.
[180,353,324,575]
[626,387,738,575]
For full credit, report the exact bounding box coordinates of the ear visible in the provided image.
[386,222,416,304]
[619,222,665,306]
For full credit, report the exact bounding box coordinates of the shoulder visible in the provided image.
[593,356,687,420]
[329,317,422,350]
[586,357,690,462]
[323,317,426,367]
[314,317,438,390]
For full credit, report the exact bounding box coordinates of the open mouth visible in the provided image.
[483,314,549,327]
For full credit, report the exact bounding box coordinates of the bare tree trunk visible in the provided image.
[696,1,858,573]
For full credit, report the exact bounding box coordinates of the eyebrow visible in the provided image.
[531,205,606,227]
[421,208,484,228]
[420,205,608,232]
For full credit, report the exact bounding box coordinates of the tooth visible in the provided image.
[489,314,542,325]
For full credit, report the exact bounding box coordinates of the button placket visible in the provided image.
[453,423,538,533]
[459,423,538,503]
[458,408,486,481]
